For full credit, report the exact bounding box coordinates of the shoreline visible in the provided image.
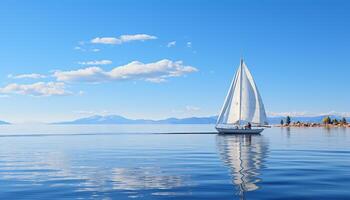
[275,124,350,128]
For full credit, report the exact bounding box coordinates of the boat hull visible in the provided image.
[216,127,264,134]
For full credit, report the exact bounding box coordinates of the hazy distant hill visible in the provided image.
[54,115,218,125]
[0,120,10,125]
[54,115,350,125]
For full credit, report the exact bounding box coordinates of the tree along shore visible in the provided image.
[277,116,349,128]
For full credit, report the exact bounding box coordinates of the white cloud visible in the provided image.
[74,110,112,116]
[119,34,157,42]
[74,46,85,51]
[91,37,121,44]
[8,73,46,79]
[53,67,106,83]
[187,42,192,48]
[75,46,100,52]
[0,82,71,96]
[78,90,85,96]
[185,105,200,112]
[171,105,201,116]
[167,41,176,48]
[78,60,112,65]
[91,34,157,45]
[320,111,350,117]
[267,111,312,117]
[53,59,198,83]
[74,110,96,116]
[0,94,9,98]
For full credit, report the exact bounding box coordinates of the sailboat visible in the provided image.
[216,59,268,134]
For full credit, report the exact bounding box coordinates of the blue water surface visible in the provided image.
[0,125,349,200]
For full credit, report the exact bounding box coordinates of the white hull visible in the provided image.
[216,127,264,134]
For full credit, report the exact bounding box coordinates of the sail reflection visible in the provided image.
[216,134,268,199]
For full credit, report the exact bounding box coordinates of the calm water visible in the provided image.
[0,125,349,200]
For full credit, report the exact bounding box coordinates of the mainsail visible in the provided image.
[217,59,268,126]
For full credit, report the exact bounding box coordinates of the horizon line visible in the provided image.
[2,111,350,124]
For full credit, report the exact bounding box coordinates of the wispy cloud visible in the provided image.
[267,111,312,117]
[320,111,350,117]
[74,110,112,116]
[119,34,157,42]
[171,105,201,115]
[74,46,100,52]
[8,73,46,79]
[0,94,10,98]
[0,82,71,97]
[78,60,112,65]
[91,37,119,45]
[185,105,200,112]
[167,41,176,48]
[91,34,157,45]
[53,59,198,83]
[186,42,192,48]
[78,90,85,96]
[74,46,85,51]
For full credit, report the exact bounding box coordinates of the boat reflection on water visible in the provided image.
[216,134,268,199]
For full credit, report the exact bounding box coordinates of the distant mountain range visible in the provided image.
[54,114,350,125]
[0,120,10,125]
[54,115,218,125]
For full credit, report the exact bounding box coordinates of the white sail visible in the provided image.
[217,59,268,126]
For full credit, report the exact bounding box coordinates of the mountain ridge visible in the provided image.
[0,120,11,125]
[53,115,218,125]
[53,114,350,125]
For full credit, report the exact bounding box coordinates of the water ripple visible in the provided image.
[0,127,349,199]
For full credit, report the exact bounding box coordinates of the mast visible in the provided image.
[216,59,268,126]
[238,58,243,124]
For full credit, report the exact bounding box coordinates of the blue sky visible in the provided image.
[0,0,349,123]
